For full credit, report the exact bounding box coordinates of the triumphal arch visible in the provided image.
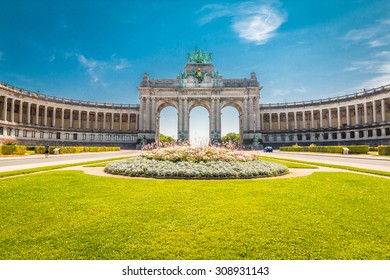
[137,48,261,146]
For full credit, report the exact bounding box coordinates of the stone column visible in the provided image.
[364,102,368,125]
[77,111,81,129]
[87,111,90,129]
[216,98,221,133]
[210,98,215,133]
[2,96,7,121]
[381,99,386,123]
[43,105,47,126]
[111,113,114,130]
[243,97,248,132]
[372,101,377,124]
[248,97,254,131]
[95,112,98,130]
[10,98,15,123]
[184,97,189,132]
[355,104,359,126]
[18,100,23,123]
[151,97,156,132]
[303,111,306,129]
[36,105,40,125]
[118,113,122,131]
[319,109,323,128]
[61,108,65,129]
[269,113,273,131]
[328,108,331,128]
[277,113,281,130]
[145,97,151,131]
[285,113,289,130]
[52,107,56,127]
[310,110,314,129]
[103,112,106,130]
[337,107,341,129]
[136,114,139,130]
[294,111,297,130]
[346,106,350,127]
[70,109,73,128]
[127,113,131,131]
[178,98,183,134]
[27,102,31,125]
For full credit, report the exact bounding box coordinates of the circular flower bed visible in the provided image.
[104,146,288,179]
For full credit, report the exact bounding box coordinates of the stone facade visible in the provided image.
[0,58,390,149]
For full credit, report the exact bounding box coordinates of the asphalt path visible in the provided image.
[0,150,142,172]
[258,151,390,172]
[1,149,389,173]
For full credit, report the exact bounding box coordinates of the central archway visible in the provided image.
[189,105,210,146]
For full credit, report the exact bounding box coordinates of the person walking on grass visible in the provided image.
[45,144,50,158]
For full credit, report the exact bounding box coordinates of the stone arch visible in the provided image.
[188,100,211,115]
[155,100,179,141]
[188,103,211,145]
[220,101,243,145]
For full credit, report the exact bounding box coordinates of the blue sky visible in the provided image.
[1,0,390,140]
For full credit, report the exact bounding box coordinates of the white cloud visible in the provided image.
[78,54,101,83]
[345,51,390,89]
[197,1,286,45]
[48,55,56,62]
[344,18,390,48]
[111,54,131,70]
[75,54,130,85]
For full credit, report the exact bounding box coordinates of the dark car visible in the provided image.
[264,146,273,152]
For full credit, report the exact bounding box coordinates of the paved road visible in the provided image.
[0,150,142,172]
[1,149,389,173]
[258,151,390,172]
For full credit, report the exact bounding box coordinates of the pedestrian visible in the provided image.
[45,144,50,158]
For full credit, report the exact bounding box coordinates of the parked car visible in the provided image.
[264,146,273,152]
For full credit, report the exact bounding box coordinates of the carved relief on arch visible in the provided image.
[188,100,211,114]
[156,99,179,113]
[220,100,243,114]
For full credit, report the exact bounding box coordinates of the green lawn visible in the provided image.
[257,156,317,169]
[0,170,389,260]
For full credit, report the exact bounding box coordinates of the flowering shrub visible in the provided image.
[104,157,288,179]
[142,146,257,163]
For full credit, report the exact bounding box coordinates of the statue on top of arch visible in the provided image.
[187,48,212,64]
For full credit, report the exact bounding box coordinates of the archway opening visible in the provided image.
[221,106,240,144]
[190,106,209,146]
[159,106,178,141]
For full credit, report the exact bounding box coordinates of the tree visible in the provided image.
[159,134,176,143]
[221,132,240,145]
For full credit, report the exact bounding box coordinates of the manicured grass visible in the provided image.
[0,171,389,260]
[0,157,132,178]
[267,157,390,177]
[257,156,317,169]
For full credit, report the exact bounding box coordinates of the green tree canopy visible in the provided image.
[221,132,240,145]
[159,134,176,143]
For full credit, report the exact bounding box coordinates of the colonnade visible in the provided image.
[0,95,139,131]
[261,98,389,131]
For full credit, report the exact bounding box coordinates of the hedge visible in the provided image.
[378,146,390,156]
[369,147,378,152]
[0,145,27,155]
[280,145,369,154]
[346,146,369,154]
[34,146,120,154]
